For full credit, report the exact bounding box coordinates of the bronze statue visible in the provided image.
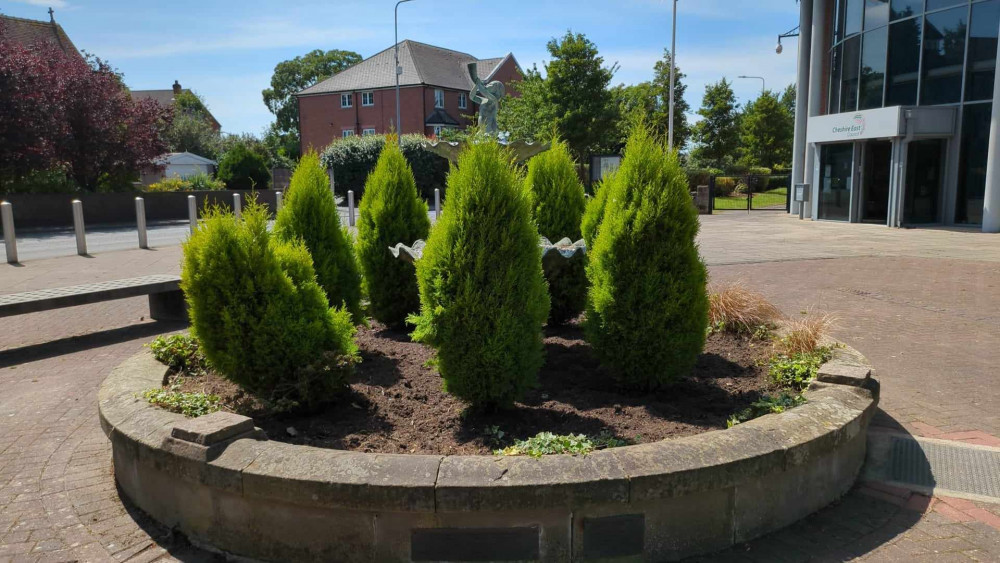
[467,62,504,135]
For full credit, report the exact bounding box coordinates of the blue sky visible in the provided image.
[3,0,801,135]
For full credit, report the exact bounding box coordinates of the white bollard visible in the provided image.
[71,199,87,256]
[135,197,148,249]
[188,195,197,234]
[275,191,283,212]
[434,188,441,220]
[1,201,17,264]
[347,190,355,227]
[233,192,242,219]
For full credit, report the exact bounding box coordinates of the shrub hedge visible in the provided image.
[356,138,431,327]
[320,134,448,201]
[275,152,363,323]
[217,142,270,190]
[411,140,550,408]
[524,139,587,324]
[181,200,357,409]
[585,124,709,389]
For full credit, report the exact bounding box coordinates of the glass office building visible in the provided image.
[794,0,1000,231]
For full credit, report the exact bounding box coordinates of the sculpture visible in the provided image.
[389,237,585,264]
[468,62,504,135]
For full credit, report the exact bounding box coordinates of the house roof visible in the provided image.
[425,109,461,127]
[0,13,80,57]
[297,40,518,96]
[155,152,217,166]
[132,83,222,130]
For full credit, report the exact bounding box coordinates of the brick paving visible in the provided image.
[1,213,1000,561]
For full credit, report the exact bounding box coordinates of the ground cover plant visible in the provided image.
[275,152,363,322]
[410,140,550,409]
[585,124,709,389]
[148,334,207,375]
[356,138,430,326]
[524,139,588,324]
[181,199,357,410]
[708,281,784,337]
[143,385,221,418]
[496,430,628,458]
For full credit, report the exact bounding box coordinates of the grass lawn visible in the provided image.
[713,187,788,211]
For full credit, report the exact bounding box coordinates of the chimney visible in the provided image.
[172,80,182,95]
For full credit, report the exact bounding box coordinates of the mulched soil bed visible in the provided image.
[169,321,778,456]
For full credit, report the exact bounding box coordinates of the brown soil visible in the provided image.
[169,322,777,455]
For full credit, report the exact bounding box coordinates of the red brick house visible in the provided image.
[296,40,522,153]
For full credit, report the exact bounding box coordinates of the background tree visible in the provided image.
[780,84,796,116]
[166,91,221,159]
[543,31,618,162]
[497,65,554,143]
[651,49,691,149]
[216,142,270,190]
[262,49,362,160]
[691,79,741,168]
[738,90,794,169]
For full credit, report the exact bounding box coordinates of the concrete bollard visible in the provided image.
[276,191,283,213]
[233,192,242,219]
[71,200,87,256]
[135,197,148,249]
[347,190,355,227]
[1,201,17,264]
[434,188,441,220]
[188,195,197,234]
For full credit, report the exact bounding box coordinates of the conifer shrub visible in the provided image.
[585,125,709,389]
[181,200,357,408]
[581,171,613,248]
[356,138,430,326]
[275,152,363,322]
[524,140,587,324]
[410,140,550,408]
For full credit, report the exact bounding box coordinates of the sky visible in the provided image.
[2,0,802,136]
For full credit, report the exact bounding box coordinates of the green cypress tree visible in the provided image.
[581,170,613,249]
[410,140,550,408]
[275,152,363,322]
[585,125,708,389]
[524,139,587,324]
[356,138,430,327]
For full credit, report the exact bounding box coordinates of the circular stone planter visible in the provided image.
[99,345,879,562]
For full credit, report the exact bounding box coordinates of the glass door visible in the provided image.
[819,143,855,221]
[903,139,944,224]
[862,141,893,223]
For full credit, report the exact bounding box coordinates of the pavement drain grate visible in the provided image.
[889,436,1000,499]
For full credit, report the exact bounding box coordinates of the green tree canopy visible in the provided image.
[497,65,555,143]
[651,49,691,150]
[691,78,741,168]
[262,49,362,159]
[738,90,794,169]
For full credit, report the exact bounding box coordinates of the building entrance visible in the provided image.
[904,139,945,224]
[861,141,892,223]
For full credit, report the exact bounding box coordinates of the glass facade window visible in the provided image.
[921,7,968,105]
[819,144,855,221]
[966,0,1000,101]
[891,0,923,20]
[860,26,889,108]
[926,0,966,11]
[830,44,843,113]
[865,0,890,30]
[841,35,863,112]
[845,0,865,36]
[956,103,992,224]
[885,18,923,105]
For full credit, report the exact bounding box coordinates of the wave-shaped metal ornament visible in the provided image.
[389,238,586,263]
[422,140,551,164]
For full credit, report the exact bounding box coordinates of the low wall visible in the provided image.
[99,346,879,562]
[1,190,279,229]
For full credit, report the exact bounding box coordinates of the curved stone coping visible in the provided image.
[100,345,879,561]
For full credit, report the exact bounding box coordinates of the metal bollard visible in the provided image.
[275,191,283,213]
[72,199,87,256]
[434,188,441,220]
[233,192,242,219]
[188,195,197,234]
[1,201,17,264]
[135,197,148,249]
[347,190,355,227]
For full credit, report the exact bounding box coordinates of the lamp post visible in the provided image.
[668,0,678,151]
[394,0,415,149]
[738,75,766,95]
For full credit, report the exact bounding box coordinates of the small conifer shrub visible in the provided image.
[410,140,550,408]
[275,152,363,322]
[356,139,431,326]
[181,201,357,408]
[585,125,709,389]
[524,140,587,324]
[581,170,613,249]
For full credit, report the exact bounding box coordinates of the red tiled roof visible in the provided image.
[0,13,80,57]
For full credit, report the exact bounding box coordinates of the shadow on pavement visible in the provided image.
[0,320,187,368]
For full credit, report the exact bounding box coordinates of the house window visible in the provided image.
[361,91,374,106]
[433,125,447,136]
[434,89,444,108]
[458,92,467,109]
[341,93,353,108]
[342,129,355,138]
[362,128,376,136]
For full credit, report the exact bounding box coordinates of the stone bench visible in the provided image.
[0,274,186,321]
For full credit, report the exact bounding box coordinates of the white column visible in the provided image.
[188,195,197,234]
[806,0,829,220]
[982,38,1000,232]
[791,0,813,215]
[1,202,17,264]
[135,197,148,249]
[71,200,87,256]
[347,190,355,227]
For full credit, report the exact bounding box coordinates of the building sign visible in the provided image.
[590,154,622,185]
[807,106,904,143]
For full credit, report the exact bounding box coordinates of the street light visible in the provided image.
[668,0,678,151]
[394,0,415,149]
[738,75,766,95]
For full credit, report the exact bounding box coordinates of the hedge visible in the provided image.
[320,134,448,202]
